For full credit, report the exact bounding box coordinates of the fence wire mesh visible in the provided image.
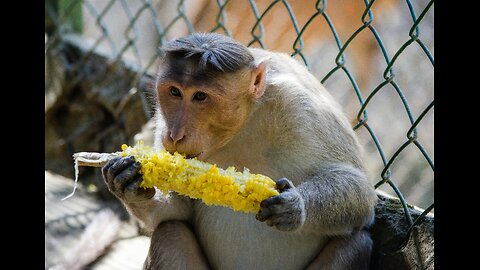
[45,0,434,231]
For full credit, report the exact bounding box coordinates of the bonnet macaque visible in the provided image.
[102,32,377,270]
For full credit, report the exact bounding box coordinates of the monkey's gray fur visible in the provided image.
[103,33,378,270]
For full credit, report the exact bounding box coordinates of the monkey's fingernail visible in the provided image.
[256,208,271,221]
[276,178,291,191]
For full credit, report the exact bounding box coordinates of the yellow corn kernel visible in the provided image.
[119,141,279,213]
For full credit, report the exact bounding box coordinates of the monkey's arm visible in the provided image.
[257,162,377,235]
[123,190,193,234]
[102,156,193,233]
[297,163,377,235]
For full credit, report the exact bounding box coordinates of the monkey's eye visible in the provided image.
[169,87,182,97]
[193,92,207,101]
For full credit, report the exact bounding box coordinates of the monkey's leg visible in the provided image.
[305,229,372,270]
[143,221,210,270]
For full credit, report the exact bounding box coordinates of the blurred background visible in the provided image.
[45,0,433,269]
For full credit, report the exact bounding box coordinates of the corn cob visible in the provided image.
[73,141,279,213]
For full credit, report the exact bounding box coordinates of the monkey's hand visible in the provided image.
[255,178,306,231]
[102,156,156,203]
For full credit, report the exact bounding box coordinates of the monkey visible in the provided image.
[102,32,378,270]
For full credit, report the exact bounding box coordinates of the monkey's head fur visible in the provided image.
[153,33,268,160]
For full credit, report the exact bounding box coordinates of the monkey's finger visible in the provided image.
[124,174,156,202]
[263,212,298,231]
[255,207,273,222]
[102,156,122,184]
[113,161,141,192]
[105,157,134,182]
[265,214,291,228]
[260,194,285,208]
[106,156,136,182]
[273,220,296,231]
[275,178,294,192]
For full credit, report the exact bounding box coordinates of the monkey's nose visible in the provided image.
[170,130,185,145]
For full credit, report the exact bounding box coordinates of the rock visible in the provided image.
[371,191,434,269]
[45,36,155,198]
[45,171,148,270]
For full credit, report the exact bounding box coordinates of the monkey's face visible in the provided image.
[156,69,254,161]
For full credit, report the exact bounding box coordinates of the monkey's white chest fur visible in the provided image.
[193,202,326,270]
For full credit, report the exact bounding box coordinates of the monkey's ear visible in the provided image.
[250,58,269,99]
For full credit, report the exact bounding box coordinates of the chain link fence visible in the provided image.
[45,0,433,240]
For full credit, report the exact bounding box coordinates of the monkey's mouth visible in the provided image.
[186,152,202,159]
